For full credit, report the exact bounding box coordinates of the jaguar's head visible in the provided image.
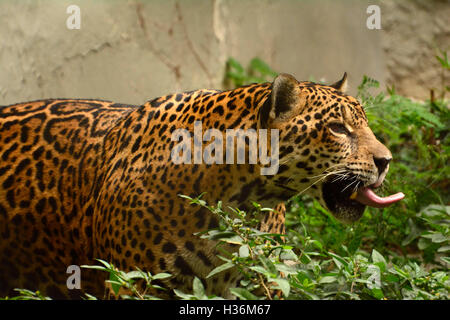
[260,73,404,223]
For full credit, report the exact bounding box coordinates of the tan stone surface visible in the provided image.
[0,0,448,105]
[381,0,450,99]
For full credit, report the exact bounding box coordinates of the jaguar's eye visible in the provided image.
[329,122,349,135]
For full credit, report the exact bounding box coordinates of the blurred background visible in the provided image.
[0,0,448,105]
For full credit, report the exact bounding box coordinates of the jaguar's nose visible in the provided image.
[374,156,391,176]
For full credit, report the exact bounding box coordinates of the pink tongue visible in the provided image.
[355,187,405,208]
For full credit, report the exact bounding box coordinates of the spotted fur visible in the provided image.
[0,73,392,298]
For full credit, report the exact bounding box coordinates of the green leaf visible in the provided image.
[249,265,268,275]
[207,262,235,279]
[371,249,387,266]
[329,253,348,270]
[319,276,337,284]
[274,263,298,276]
[435,50,450,69]
[227,58,244,74]
[421,204,449,218]
[402,218,422,246]
[440,256,450,264]
[193,277,205,299]
[249,58,278,77]
[370,288,384,300]
[311,240,323,251]
[258,256,277,275]
[437,245,450,253]
[279,249,298,261]
[96,259,113,268]
[80,265,108,271]
[109,271,122,295]
[418,238,431,250]
[272,278,290,297]
[405,105,444,128]
[83,293,98,300]
[422,232,447,243]
[229,288,259,300]
[125,270,144,280]
[226,72,244,82]
[391,266,410,280]
[239,245,250,258]
[223,236,244,245]
[385,274,400,283]
[173,289,195,300]
[300,252,312,264]
[152,272,172,280]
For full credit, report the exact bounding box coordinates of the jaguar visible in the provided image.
[0,72,404,299]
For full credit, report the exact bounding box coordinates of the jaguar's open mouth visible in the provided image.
[322,174,404,222]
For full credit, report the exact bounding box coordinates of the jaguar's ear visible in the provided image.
[260,73,302,128]
[329,72,348,93]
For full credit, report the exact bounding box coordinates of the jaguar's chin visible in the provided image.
[321,175,366,223]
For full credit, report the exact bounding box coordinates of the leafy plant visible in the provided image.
[179,194,290,300]
[0,289,52,300]
[225,57,278,88]
[173,277,224,300]
[435,49,449,100]
[174,194,449,300]
[436,49,450,70]
[82,259,171,300]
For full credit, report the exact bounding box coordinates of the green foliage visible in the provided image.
[177,194,449,300]
[0,289,52,300]
[435,49,450,100]
[173,277,224,300]
[356,75,449,264]
[225,57,278,88]
[436,49,450,70]
[81,259,171,300]
[179,195,291,300]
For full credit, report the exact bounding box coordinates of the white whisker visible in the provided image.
[342,179,358,193]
